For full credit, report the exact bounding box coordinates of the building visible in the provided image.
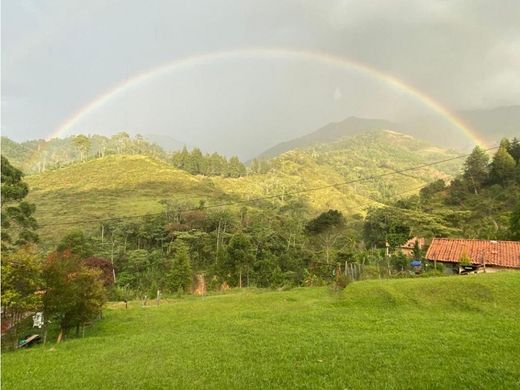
[399,237,426,257]
[425,238,520,274]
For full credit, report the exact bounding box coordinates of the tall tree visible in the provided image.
[489,143,516,185]
[168,241,192,293]
[463,146,489,194]
[305,210,345,263]
[43,250,106,342]
[227,156,246,178]
[226,233,254,287]
[507,138,520,164]
[1,156,38,250]
[73,135,91,161]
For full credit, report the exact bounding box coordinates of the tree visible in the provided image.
[511,201,520,240]
[507,138,520,164]
[420,179,447,199]
[489,144,516,185]
[1,246,43,348]
[463,146,489,194]
[364,207,411,249]
[83,257,115,287]
[227,156,246,178]
[57,231,95,259]
[1,156,38,250]
[73,135,91,161]
[305,210,345,263]
[225,233,254,287]
[43,250,106,342]
[168,241,192,293]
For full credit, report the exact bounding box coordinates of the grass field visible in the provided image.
[3,273,520,389]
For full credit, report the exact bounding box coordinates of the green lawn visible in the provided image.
[3,273,520,389]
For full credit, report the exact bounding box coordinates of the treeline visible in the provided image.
[171,147,246,177]
[2,133,251,178]
[1,133,167,174]
[364,138,520,243]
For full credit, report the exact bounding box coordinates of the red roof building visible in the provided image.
[426,238,520,270]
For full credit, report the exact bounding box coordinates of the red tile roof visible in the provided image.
[426,238,520,269]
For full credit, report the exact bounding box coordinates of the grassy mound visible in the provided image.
[2,272,519,389]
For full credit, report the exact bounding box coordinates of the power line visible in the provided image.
[38,145,498,228]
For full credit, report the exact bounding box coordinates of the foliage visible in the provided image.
[489,141,516,185]
[167,241,192,293]
[369,138,520,241]
[463,146,489,193]
[57,231,95,259]
[43,250,106,338]
[224,233,254,287]
[363,207,410,249]
[171,146,246,177]
[1,156,38,250]
[1,246,43,347]
[305,209,344,234]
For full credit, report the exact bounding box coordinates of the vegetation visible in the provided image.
[22,130,461,242]
[1,156,39,249]
[367,138,520,241]
[2,273,520,389]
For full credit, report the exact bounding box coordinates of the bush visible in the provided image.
[334,274,352,290]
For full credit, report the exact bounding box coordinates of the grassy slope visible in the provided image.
[26,131,461,243]
[3,273,520,389]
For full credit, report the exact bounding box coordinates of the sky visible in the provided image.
[2,0,520,158]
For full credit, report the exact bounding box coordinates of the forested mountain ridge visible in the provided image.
[256,116,401,159]
[22,130,462,244]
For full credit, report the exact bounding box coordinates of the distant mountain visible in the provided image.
[256,117,402,160]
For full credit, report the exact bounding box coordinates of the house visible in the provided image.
[425,238,520,274]
[399,237,426,257]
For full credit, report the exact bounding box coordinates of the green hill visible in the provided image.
[24,130,462,243]
[257,116,401,159]
[2,273,520,389]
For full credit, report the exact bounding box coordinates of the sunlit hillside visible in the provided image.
[25,130,462,244]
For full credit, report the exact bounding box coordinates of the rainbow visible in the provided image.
[28,48,486,167]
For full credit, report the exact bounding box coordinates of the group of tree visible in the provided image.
[1,133,167,174]
[1,156,108,348]
[364,138,520,245]
[171,147,246,177]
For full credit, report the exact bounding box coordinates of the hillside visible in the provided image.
[24,130,462,243]
[256,116,401,159]
[3,273,520,389]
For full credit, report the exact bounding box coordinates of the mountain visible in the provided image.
[256,117,401,160]
[23,130,462,243]
[257,106,519,160]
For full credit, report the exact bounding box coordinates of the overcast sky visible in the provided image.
[2,0,519,158]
